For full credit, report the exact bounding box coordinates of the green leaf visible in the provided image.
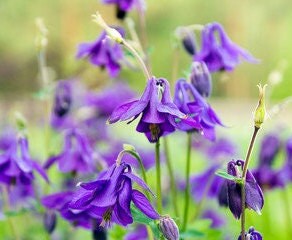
[215,170,241,182]
[131,204,153,225]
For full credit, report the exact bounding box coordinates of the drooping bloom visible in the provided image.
[174,78,222,140]
[238,227,262,240]
[69,162,159,227]
[0,136,48,203]
[44,128,96,174]
[253,133,283,189]
[190,61,212,98]
[108,77,201,143]
[176,27,197,56]
[101,0,145,20]
[194,22,258,72]
[125,225,148,240]
[218,160,264,219]
[76,28,125,77]
[42,191,94,229]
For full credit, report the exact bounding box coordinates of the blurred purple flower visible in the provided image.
[0,128,16,151]
[125,225,148,240]
[279,138,292,185]
[218,160,264,219]
[101,0,145,19]
[190,164,223,202]
[238,226,262,240]
[44,128,96,174]
[69,162,159,227]
[174,78,222,140]
[42,191,94,229]
[108,77,200,143]
[195,22,258,72]
[201,209,225,228]
[76,28,125,77]
[0,136,48,186]
[176,27,197,56]
[253,133,283,190]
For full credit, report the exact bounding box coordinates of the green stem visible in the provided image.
[282,189,292,239]
[182,132,192,231]
[163,137,179,217]
[155,139,162,214]
[240,127,260,239]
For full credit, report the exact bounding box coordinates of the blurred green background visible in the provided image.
[1,0,292,240]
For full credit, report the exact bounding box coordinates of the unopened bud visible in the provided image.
[159,216,179,240]
[176,27,197,55]
[254,84,267,129]
[190,61,212,98]
[43,211,57,234]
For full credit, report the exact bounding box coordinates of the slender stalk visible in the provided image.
[2,186,20,240]
[163,137,179,217]
[282,189,292,239]
[155,139,162,214]
[182,132,192,231]
[240,127,260,239]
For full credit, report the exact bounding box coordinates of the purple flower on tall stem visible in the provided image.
[201,209,225,228]
[218,160,264,219]
[108,77,200,143]
[194,22,258,72]
[238,226,262,240]
[174,78,222,140]
[76,28,125,77]
[69,162,159,227]
[44,128,96,174]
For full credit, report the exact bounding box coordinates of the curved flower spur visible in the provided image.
[108,77,201,143]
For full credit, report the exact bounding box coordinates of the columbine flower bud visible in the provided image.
[254,84,267,129]
[159,216,179,240]
[190,61,212,98]
[238,226,263,240]
[175,27,197,56]
[43,211,57,234]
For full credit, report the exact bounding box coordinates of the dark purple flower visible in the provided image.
[253,133,284,189]
[44,128,96,174]
[101,0,145,20]
[238,227,262,240]
[0,136,48,186]
[279,138,292,185]
[201,209,225,228]
[174,78,222,140]
[158,216,179,240]
[194,22,258,72]
[69,162,159,227]
[43,211,57,234]
[190,61,212,98]
[76,28,125,77]
[108,77,200,143]
[176,27,197,56]
[218,160,264,219]
[42,191,94,229]
[125,225,148,240]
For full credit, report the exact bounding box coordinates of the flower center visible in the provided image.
[149,124,160,141]
[100,208,113,228]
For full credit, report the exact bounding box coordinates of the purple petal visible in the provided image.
[123,172,155,196]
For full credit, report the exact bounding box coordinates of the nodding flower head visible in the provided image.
[218,160,264,219]
[176,27,197,56]
[108,77,200,143]
[194,22,258,72]
[174,78,222,140]
[69,161,160,227]
[238,226,263,240]
[76,27,125,78]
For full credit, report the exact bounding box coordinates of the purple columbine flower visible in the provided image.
[253,133,283,189]
[69,162,160,227]
[238,227,262,240]
[279,138,292,185]
[76,28,125,78]
[101,0,145,19]
[42,191,94,229]
[218,160,264,219]
[174,78,222,140]
[194,22,258,72]
[44,128,96,174]
[176,27,197,56]
[108,77,200,143]
[0,128,16,151]
[125,225,148,240]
